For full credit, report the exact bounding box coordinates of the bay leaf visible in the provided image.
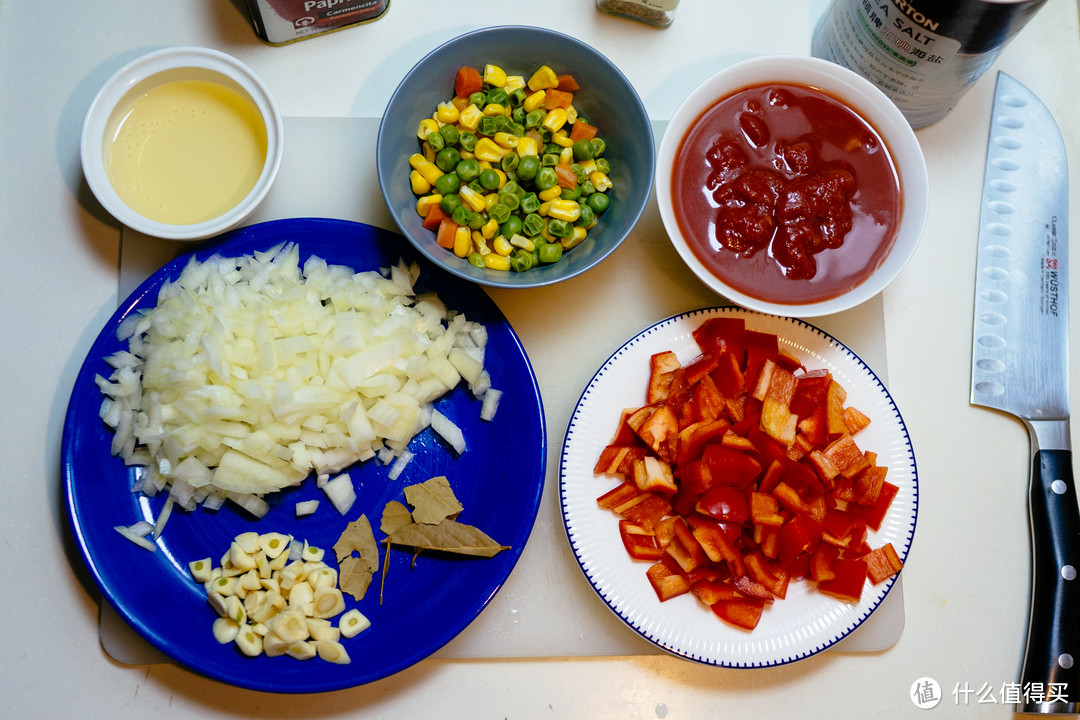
[404,475,463,525]
[380,500,413,536]
[388,518,510,558]
[339,555,373,602]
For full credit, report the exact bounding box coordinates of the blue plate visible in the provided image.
[62,218,546,692]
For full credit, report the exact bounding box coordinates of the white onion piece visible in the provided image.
[431,410,466,455]
[96,243,496,515]
[480,389,502,422]
[295,499,320,517]
[322,473,356,515]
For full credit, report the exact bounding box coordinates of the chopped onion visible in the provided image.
[96,244,492,516]
[322,473,356,515]
[114,522,157,552]
[387,449,414,480]
[295,499,320,517]
[480,389,503,422]
[431,410,466,455]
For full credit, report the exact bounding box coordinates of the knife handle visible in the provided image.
[1020,420,1080,714]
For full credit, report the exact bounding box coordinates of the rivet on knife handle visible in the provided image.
[1019,420,1080,715]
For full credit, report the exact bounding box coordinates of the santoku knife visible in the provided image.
[970,72,1077,715]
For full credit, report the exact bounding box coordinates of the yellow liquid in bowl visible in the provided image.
[105,79,268,225]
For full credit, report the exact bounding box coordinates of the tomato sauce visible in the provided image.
[671,83,901,305]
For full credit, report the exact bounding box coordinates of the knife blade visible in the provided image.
[971,72,1077,715]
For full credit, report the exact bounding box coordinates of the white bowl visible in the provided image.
[81,47,284,241]
[656,55,928,317]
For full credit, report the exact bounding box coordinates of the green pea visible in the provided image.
[440,193,462,216]
[439,124,460,146]
[501,180,524,198]
[511,106,526,124]
[510,249,534,272]
[517,155,540,182]
[501,215,523,238]
[426,131,445,152]
[595,157,611,175]
[520,192,541,214]
[572,139,595,162]
[467,252,486,268]
[508,88,527,107]
[522,213,545,236]
[467,212,484,230]
[541,153,559,167]
[580,179,597,196]
[498,189,520,211]
[547,219,573,239]
[488,201,511,224]
[544,142,562,156]
[479,168,501,190]
[524,110,544,128]
[494,114,512,133]
[561,185,582,202]
[451,205,475,227]
[511,122,526,137]
[487,88,509,107]
[459,132,478,152]
[536,166,558,191]
[435,147,461,173]
[590,138,606,158]
[455,158,481,183]
[467,178,485,195]
[468,92,487,107]
[586,192,610,214]
[500,152,520,173]
[538,242,564,264]
[576,204,596,227]
[570,163,588,185]
[478,116,498,137]
[434,172,461,196]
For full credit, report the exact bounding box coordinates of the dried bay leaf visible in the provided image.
[380,500,413,536]
[334,514,379,573]
[339,556,373,601]
[388,518,510,558]
[404,475,464,525]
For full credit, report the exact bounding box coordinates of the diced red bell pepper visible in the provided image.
[789,369,830,419]
[811,544,838,583]
[646,557,692,602]
[750,491,785,527]
[596,481,643,511]
[691,578,737,606]
[712,596,766,631]
[864,542,904,584]
[744,330,779,391]
[667,518,708,572]
[817,557,868,602]
[618,520,664,561]
[690,373,725,422]
[593,444,649,475]
[732,574,775,603]
[710,350,746,398]
[702,444,762,489]
[620,492,672,533]
[687,515,745,576]
[743,550,790,599]
[693,317,747,363]
[696,485,749,525]
[778,514,821,567]
[635,404,679,462]
[676,419,732,468]
[850,480,899,532]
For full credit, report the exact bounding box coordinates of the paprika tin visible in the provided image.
[812,0,1047,128]
[246,0,389,45]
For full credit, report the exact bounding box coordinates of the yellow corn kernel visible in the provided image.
[538,185,562,202]
[589,171,613,192]
[567,105,578,124]
[473,138,506,163]
[505,75,526,92]
[579,158,598,174]
[527,65,559,91]
[538,201,550,217]
[452,95,469,111]
[562,226,588,250]
[542,108,568,133]
[458,104,483,131]
[509,234,536,252]
[474,235,492,255]
[484,253,511,271]
[453,227,472,258]
[516,136,539,157]
[493,131,519,149]
[548,199,582,222]
[417,118,439,140]
[458,149,475,160]
[485,193,500,210]
[459,185,487,212]
[477,160,492,170]
[523,90,546,113]
[436,101,460,125]
[539,219,555,243]
[409,170,431,195]
[415,194,443,217]
[483,64,508,87]
[492,236,513,256]
[483,103,507,117]
[493,168,507,189]
[416,161,443,185]
[409,153,428,170]
[481,218,499,240]
[551,130,574,148]
[559,146,574,165]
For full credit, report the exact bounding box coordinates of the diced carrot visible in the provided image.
[570,120,598,143]
[454,66,483,99]
[435,217,459,249]
[556,74,580,92]
[421,201,447,231]
[544,88,574,109]
[554,164,578,189]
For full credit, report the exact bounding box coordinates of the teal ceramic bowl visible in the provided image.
[377,25,654,289]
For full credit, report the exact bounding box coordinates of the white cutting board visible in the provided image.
[102,117,905,664]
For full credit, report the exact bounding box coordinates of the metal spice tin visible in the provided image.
[245,0,389,45]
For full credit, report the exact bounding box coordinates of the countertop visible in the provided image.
[3,1,1079,718]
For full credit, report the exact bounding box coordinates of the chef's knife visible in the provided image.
[971,72,1077,715]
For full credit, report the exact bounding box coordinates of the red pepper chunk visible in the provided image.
[817,557,868,602]
[864,542,904,584]
[712,597,766,631]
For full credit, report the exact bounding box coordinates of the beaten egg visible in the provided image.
[105,79,268,225]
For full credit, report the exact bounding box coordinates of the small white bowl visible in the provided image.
[656,55,928,317]
[81,47,284,241]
